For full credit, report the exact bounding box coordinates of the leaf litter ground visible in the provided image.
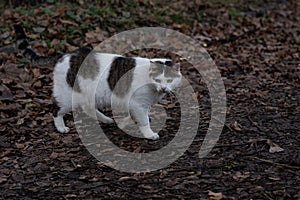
[0,0,299,199]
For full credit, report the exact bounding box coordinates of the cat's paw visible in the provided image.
[139,125,160,140]
[54,117,70,133]
[145,132,159,140]
[57,126,70,133]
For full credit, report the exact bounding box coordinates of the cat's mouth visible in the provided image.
[157,87,172,94]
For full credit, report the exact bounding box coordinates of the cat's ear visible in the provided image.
[172,63,180,71]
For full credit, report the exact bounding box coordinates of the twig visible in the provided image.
[249,156,300,170]
[215,143,247,148]
[247,116,264,132]
[70,159,78,169]
[211,116,232,132]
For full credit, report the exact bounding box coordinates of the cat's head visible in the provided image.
[149,60,182,93]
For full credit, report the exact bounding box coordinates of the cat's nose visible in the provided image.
[161,86,167,92]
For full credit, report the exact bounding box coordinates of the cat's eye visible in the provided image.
[167,79,173,83]
[154,79,161,83]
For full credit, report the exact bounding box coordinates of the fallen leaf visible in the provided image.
[208,190,223,200]
[16,118,24,125]
[66,43,78,52]
[268,176,281,181]
[233,171,250,181]
[33,27,45,33]
[85,27,107,44]
[192,92,199,101]
[50,152,59,159]
[0,84,13,100]
[232,121,242,131]
[0,176,8,184]
[15,143,25,149]
[32,68,41,77]
[269,145,284,153]
[59,19,78,26]
[267,139,284,153]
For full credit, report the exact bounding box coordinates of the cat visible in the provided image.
[14,25,182,140]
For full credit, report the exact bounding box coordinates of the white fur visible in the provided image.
[53,53,182,140]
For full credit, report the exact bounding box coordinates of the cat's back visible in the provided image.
[93,52,122,76]
[54,47,92,75]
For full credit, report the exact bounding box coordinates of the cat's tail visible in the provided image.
[14,24,60,67]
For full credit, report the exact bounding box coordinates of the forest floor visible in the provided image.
[0,0,299,199]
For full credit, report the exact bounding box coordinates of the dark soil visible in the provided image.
[0,0,299,199]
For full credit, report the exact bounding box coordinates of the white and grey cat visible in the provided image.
[14,25,182,140]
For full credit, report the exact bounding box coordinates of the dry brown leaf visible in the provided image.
[192,92,199,101]
[0,84,13,100]
[16,118,24,125]
[31,68,41,77]
[33,27,45,33]
[50,38,61,47]
[233,171,250,181]
[66,43,78,52]
[59,19,78,26]
[267,139,284,153]
[232,121,242,131]
[15,143,25,149]
[0,176,8,184]
[85,27,107,44]
[50,152,59,159]
[269,146,284,153]
[208,190,223,200]
[48,48,56,55]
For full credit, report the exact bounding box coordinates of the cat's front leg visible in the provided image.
[139,124,159,140]
[54,116,70,133]
[117,115,134,129]
[129,105,159,140]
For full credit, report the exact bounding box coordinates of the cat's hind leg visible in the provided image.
[53,100,70,133]
[117,115,134,129]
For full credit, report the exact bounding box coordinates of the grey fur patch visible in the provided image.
[149,64,164,78]
[77,50,99,79]
[149,62,180,78]
[164,66,181,78]
[66,47,99,92]
[108,56,136,97]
